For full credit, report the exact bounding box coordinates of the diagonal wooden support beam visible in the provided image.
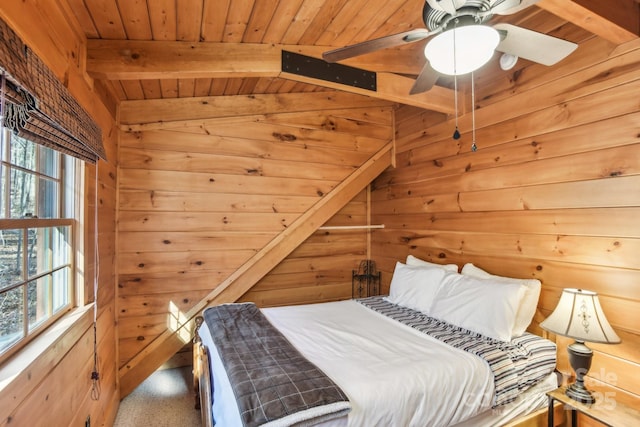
[117,141,395,397]
[86,40,455,113]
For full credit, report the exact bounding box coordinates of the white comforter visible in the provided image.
[260,299,495,427]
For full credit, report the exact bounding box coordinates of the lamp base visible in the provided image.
[565,382,595,404]
[566,341,595,405]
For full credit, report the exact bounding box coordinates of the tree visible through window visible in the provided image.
[0,128,78,361]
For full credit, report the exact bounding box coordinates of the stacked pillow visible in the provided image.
[386,256,541,342]
[429,272,525,342]
[405,254,458,272]
[460,263,542,338]
[387,262,449,314]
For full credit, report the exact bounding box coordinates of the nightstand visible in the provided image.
[547,385,640,426]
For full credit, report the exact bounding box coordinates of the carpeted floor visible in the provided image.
[114,366,202,426]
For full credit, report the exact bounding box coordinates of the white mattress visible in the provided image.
[199,299,556,427]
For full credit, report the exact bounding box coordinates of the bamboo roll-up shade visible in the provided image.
[0,18,105,163]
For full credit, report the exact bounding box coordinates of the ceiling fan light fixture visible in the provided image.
[424,25,499,75]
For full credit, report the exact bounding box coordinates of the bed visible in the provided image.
[193,258,561,427]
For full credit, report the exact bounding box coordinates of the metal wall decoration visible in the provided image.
[352,259,381,298]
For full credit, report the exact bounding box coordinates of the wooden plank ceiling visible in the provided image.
[69,0,639,114]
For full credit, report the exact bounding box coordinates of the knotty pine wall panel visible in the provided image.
[117,106,393,368]
[371,39,640,400]
[240,191,368,307]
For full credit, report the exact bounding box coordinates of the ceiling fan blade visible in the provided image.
[494,23,577,66]
[409,62,439,95]
[492,0,539,15]
[323,29,432,63]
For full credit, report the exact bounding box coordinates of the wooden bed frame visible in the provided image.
[191,316,566,427]
[193,317,213,427]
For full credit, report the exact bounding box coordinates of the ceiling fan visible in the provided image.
[322,0,578,94]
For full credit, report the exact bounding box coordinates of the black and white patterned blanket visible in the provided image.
[203,303,351,427]
[358,296,557,407]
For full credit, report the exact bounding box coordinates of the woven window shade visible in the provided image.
[0,18,105,163]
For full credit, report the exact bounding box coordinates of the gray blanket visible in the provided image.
[203,303,351,427]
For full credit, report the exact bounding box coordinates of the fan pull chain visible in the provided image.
[453,73,460,140]
[471,71,477,152]
[451,20,460,140]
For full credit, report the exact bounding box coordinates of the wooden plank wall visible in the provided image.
[239,191,368,307]
[371,33,640,424]
[117,103,393,369]
[0,2,120,426]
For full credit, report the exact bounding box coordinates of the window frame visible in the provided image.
[0,129,81,364]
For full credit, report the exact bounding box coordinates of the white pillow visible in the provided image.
[406,254,458,272]
[387,262,448,314]
[461,263,541,337]
[431,272,526,342]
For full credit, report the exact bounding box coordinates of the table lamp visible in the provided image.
[540,288,620,404]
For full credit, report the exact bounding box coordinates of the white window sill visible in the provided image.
[0,304,94,408]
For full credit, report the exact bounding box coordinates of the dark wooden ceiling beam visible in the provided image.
[538,0,639,44]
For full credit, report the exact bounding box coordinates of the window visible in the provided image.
[0,128,80,361]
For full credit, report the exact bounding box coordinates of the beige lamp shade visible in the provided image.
[540,288,620,344]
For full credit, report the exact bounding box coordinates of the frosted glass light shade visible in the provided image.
[424,25,500,75]
[540,288,621,344]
